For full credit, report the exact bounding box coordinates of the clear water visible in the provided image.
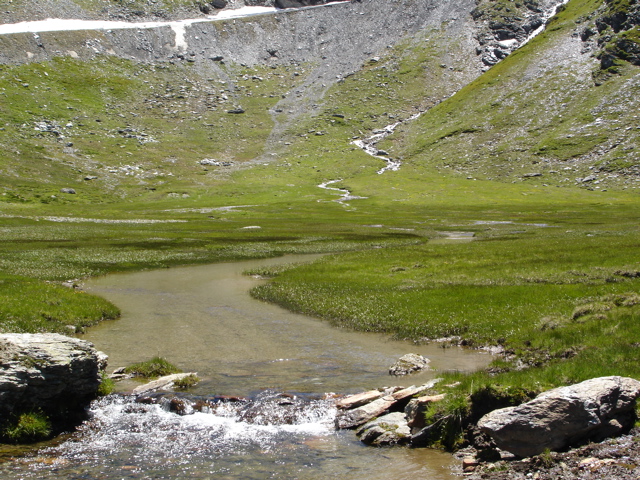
[0,255,492,479]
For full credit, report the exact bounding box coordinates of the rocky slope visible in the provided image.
[461,427,640,479]
[0,0,635,198]
[378,0,640,191]
[3,0,602,204]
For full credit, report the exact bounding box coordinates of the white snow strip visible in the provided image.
[0,6,278,36]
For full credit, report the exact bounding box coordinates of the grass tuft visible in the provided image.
[173,374,200,389]
[124,356,181,378]
[2,411,52,443]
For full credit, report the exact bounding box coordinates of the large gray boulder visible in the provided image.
[0,333,106,420]
[477,376,640,457]
[356,412,411,446]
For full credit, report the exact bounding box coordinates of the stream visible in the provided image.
[0,254,492,479]
[352,112,422,174]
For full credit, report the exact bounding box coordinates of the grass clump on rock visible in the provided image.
[173,374,200,389]
[124,356,182,379]
[97,373,116,396]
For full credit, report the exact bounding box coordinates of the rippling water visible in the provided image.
[1,255,491,478]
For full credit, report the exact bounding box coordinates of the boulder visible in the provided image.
[0,333,105,420]
[477,376,640,457]
[388,353,430,376]
[356,412,411,446]
[405,393,446,432]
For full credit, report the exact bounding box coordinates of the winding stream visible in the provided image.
[352,112,422,174]
[317,180,367,205]
[0,255,492,479]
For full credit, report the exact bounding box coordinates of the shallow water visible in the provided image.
[1,255,492,479]
[81,255,489,396]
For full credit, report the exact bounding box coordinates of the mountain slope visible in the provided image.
[378,0,640,191]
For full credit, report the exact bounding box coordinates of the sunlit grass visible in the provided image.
[0,273,119,333]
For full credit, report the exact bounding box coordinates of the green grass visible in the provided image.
[251,219,640,343]
[0,272,120,333]
[97,373,116,396]
[1,411,52,444]
[173,373,200,389]
[0,0,637,452]
[124,356,182,378]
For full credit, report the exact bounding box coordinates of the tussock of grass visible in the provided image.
[124,356,181,379]
[1,411,52,444]
[97,373,116,396]
[173,374,200,389]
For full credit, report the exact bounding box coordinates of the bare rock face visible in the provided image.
[0,333,105,420]
[477,376,640,457]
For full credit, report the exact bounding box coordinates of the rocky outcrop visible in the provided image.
[592,0,640,71]
[388,353,430,376]
[477,376,640,457]
[334,380,443,445]
[0,333,106,420]
[472,0,566,67]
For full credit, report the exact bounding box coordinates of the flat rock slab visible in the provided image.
[132,373,198,395]
[335,389,385,410]
[335,395,396,429]
[478,376,640,457]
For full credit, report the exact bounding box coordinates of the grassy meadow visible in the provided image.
[0,0,639,447]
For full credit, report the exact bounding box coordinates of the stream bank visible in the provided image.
[0,254,495,478]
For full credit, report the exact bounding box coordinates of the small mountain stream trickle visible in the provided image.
[0,255,492,479]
